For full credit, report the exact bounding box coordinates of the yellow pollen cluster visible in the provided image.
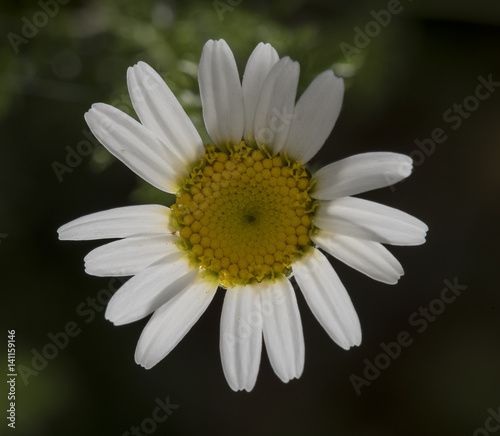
[171,142,317,287]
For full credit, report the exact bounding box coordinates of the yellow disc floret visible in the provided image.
[171,142,318,288]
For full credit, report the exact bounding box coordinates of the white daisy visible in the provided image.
[58,39,428,392]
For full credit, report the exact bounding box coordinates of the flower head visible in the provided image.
[58,39,428,391]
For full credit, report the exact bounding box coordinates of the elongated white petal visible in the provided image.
[283,70,343,163]
[84,103,185,193]
[198,39,244,146]
[241,43,279,142]
[293,248,361,349]
[127,61,204,167]
[254,57,300,154]
[312,231,404,284]
[58,205,172,241]
[261,278,304,383]
[105,252,197,326]
[314,197,428,246]
[220,285,262,392]
[135,272,219,369]
[84,234,181,277]
[312,153,413,200]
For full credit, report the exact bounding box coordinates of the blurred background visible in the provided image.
[1,0,500,434]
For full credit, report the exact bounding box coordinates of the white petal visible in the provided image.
[84,103,185,193]
[312,231,404,284]
[58,205,172,241]
[84,234,181,277]
[105,252,197,326]
[241,43,279,142]
[135,272,219,369]
[220,285,263,392]
[293,248,361,349]
[127,61,204,167]
[261,277,304,383]
[314,197,428,246]
[198,39,244,146]
[283,70,344,163]
[253,57,300,155]
[312,153,413,200]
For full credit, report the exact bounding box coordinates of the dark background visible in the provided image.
[1,0,499,435]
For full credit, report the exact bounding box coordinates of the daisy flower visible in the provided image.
[58,39,428,392]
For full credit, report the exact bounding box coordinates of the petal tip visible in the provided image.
[399,159,413,178]
[104,305,120,325]
[56,226,66,240]
[134,354,155,370]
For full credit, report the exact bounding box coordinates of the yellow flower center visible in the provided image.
[171,142,317,288]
